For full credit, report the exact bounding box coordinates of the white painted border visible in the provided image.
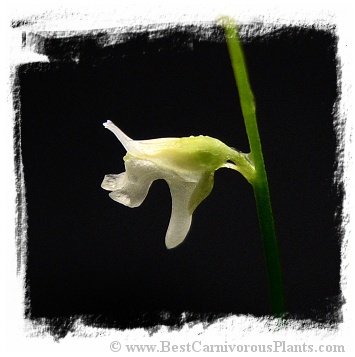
[2,1,354,355]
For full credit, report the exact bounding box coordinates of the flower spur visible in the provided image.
[101,120,255,249]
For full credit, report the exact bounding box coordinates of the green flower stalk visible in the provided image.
[102,17,285,316]
[218,16,285,316]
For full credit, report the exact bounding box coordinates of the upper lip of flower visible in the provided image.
[101,120,255,249]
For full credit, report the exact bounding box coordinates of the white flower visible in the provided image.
[101,120,255,249]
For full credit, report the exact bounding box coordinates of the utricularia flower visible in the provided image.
[101,120,255,248]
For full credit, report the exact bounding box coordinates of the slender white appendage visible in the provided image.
[103,120,139,154]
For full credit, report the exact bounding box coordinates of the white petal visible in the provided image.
[102,157,162,208]
[164,180,197,249]
[103,120,141,156]
[101,173,125,191]
[163,172,214,249]
[109,184,147,208]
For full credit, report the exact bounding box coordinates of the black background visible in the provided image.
[17,24,341,337]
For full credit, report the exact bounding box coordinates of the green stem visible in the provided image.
[218,17,285,316]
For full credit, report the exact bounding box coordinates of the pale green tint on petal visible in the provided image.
[188,172,214,214]
[104,120,237,172]
[142,137,231,178]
